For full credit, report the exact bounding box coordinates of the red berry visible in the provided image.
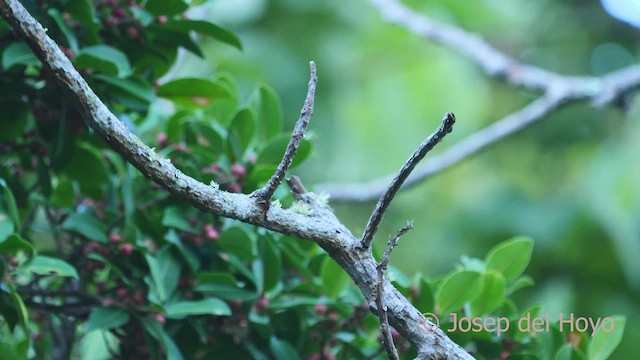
[83,242,100,254]
[109,233,122,244]
[102,298,116,306]
[116,288,128,298]
[126,26,139,40]
[230,164,246,179]
[203,224,219,241]
[256,297,269,312]
[314,304,327,315]
[112,7,127,18]
[228,183,242,193]
[120,243,133,256]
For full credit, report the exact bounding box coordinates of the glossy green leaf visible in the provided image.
[194,283,257,300]
[93,74,155,103]
[6,282,30,351]
[555,344,583,360]
[23,255,78,278]
[269,337,300,360]
[2,42,40,69]
[157,78,230,107]
[587,315,625,360]
[0,179,20,228]
[145,0,188,16]
[162,207,192,232]
[75,45,132,77]
[486,236,533,282]
[321,257,350,299]
[146,248,180,303]
[165,20,242,50]
[256,136,312,169]
[165,298,231,319]
[62,211,107,243]
[0,234,35,261]
[0,213,14,242]
[506,275,535,295]
[250,84,283,144]
[78,330,118,360]
[183,120,225,155]
[218,226,254,261]
[470,271,506,316]
[61,144,109,193]
[86,307,130,332]
[227,108,256,159]
[48,9,79,53]
[435,270,483,315]
[258,236,282,295]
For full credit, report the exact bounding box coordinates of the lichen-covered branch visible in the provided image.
[317,0,640,202]
[0,0,474,358]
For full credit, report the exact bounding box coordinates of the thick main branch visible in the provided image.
[0,0,473,358]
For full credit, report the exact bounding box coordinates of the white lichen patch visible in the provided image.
[209,181,219,189]
[290,201,311,215]
[271,199,282,208]
[317,192,331,205]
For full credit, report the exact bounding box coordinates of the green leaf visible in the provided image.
[227,108,256,159]
[165,298,231,319]
[145,0,188,16]
[259,236,282,295]
[62,211,107,243]
[486,236,534,282]
[86,307,130,332]
[250,84,283,144]
[2,42,40,69]
[587,315,625,360]
[269,337,300,360]
[194,283,257,300]
[79,330,119,360]
[165,19,242,50]
[256,136,312,169]
[555,344,583,360]
[0,213,14,242]
[75,45,132,77]
[93,74,155,103]
[321,257,350,299]
[183,120,225,156]
[6,282,30,351]
[146,248,180,303]
[218,227,254,261]
[23,255,79,278]
[161,207,192,232]
[0,179,20,228]
[470,271,506,316]
[48,8,79,53]
[61,143,109,193]
[157,78,230,107]
[506,275,535,295]
[435,270,483,315]
[0,234,35,261]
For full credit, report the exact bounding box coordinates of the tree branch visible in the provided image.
[252,62,317,203]
[317,0,640,202]
[361,113,455,248]
[376,222,413,360]
[0,0,473,358]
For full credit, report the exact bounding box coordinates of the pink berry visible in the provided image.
[120,243,133,256]
[228,183,242,193]
[156,132,167,148]
[256,297,269,311]
[112,7,127,18]
[154,314,166,324]
[157,15,168,24]
[203,224,219,241]
[126,26,139,40]
[230,164,246,179]
[102,298,116,306]
[116,288,128,298]
[109,233,122,244]
[314,304,327,315]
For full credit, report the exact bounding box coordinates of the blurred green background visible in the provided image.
[165,0,639,357]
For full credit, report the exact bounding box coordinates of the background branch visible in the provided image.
[317,0,640,202]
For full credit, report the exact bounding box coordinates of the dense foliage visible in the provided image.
[0,0,630,359]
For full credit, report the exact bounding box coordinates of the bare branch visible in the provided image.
[376,222,413,360]
[361,113,455,248]
[252,62,317,202]
[0,1,473,357]
[316,0,640,202]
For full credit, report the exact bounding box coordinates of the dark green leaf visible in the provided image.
[62,211,107,243]
[86,307,130,332]
[157,78,231,107]
[61,143,109,193]
[269,337,300,360]
[145,0,188,16]
[250,84,283,143]
[0,179,20,228]
[75,45,132,77]
[146,248,180,303]
[2,42,40,69]
[259,236,282,295]
[486,236,533,282]
[218,227,254,261]
[256,136,312,169]
[165,20,242,50]
[0,234,35,261]
[435,270,483,315]
[321,257,350,299]
[226,108,256,159]
[48,9,79,53]
[23,255,78,278]
[162,207,192,232]
[165,298,231,319]
[93,74,155,103]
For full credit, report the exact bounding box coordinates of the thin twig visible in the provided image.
[361,112,455,248]
[376,222,413,360]
[251,61,317,202]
